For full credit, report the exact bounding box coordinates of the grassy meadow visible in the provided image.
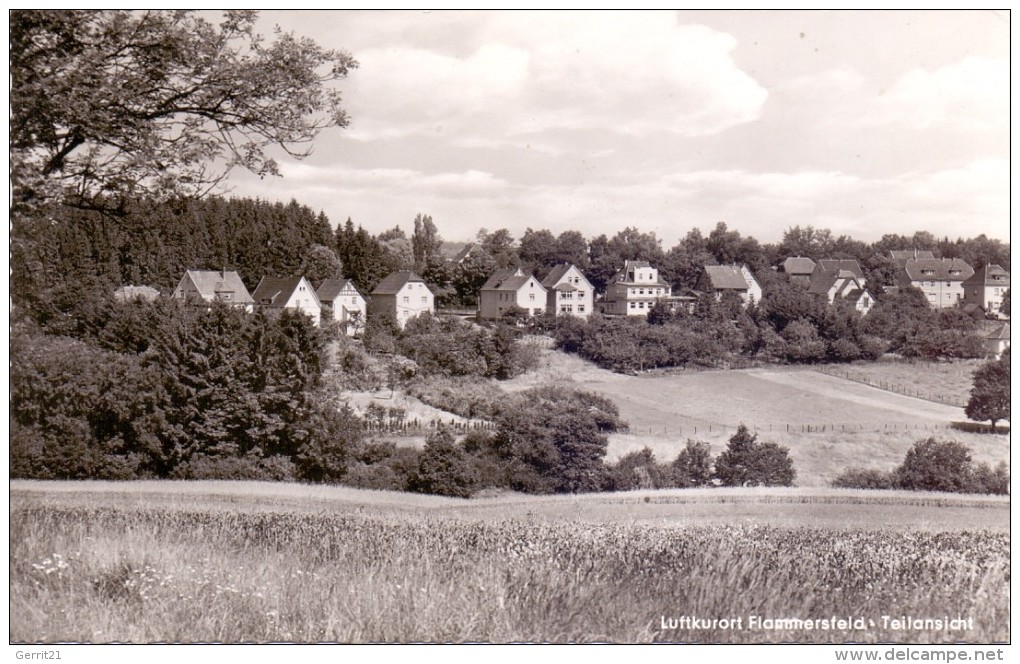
[497,349,1009,485]
[11,481,1010,644]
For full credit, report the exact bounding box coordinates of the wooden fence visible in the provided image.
[619,422,967,437]
[813,365,967,408]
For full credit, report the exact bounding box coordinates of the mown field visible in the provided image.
[814,358,984,408]
[499,349,1010,486]
[11,481,1010,644]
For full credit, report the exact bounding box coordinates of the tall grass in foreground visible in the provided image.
[11,504,1009,643]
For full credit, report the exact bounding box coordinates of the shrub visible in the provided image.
[668,440,714,488]
[894,438,973,493]
[170,452,296,481]
[714,425,795,487]
[294,401,364,483]
[831,468,897,490]
[407,428,477,498]
[405,376,504,420]
[970,462,1010,496]
[607,448,662,491]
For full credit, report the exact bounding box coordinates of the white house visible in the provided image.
[370,271,435,328]
[478,267,547,319]
[317,278,367,335]
[251,276,322,325]
[602,260,672,316]
[541,263,593,318]
[696,265,762,308]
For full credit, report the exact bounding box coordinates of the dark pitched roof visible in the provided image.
[542,263,592,289]
[702,265,750,290]
[252,276,316,308]
[179,269,254,304]
[890,249,936,261]
[542,264,572,287]
[780,257,816,275]
[899,258,974,283]
[372,271,428,295]
[815,259,864,280]
[986,322,1010,340]
[316,278,362,302]
[962,264,1010,288]
[481,267,537,292]
[807,266,861,295]
[844,288,873,304]
[453,244,475,261]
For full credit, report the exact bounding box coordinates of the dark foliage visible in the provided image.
[965,353,1010,432]
[894,438,975,493]
[714,425,795,487]
[831,468,897,490]
[407,428,477,498]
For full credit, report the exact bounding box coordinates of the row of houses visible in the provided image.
[170,270,370,333]
[157,249,1008,335]
[780,251,1010,318]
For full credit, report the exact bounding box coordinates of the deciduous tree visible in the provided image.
[965,353,1010,432]
[11,10,356,212]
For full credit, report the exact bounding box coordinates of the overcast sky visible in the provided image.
[226,10,1010,247]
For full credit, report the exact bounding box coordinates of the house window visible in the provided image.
[529,293,535,301]
[638,302,645,309]
[403,296,410,304]
[577,305,585,313]
[629,302,636,309]
[421,297,428,304]
[577,291,584,298]
[560,305,572,313]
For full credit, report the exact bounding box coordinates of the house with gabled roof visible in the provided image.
[890,249,936,263]
[317,278,367,335]
[962,264,1010,319]
[449,242,481,265]
[778,257,816,286]
[696,264,762,308]
[541,263,593,318]
[370,271,434,328]
[983,322,1010,358]
[172,269,254,311]
[815,259,866,284]
[252,276,321,325]
[807,266,874,315]
[601,260,672,316]
[478,267,547,320]
[895,258,974,309]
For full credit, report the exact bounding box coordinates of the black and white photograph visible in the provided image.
[8,9,1011,656]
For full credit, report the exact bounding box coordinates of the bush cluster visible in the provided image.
[11,299,347,482]
[542,281,988,375]
[831,438,1009,495]
[605,426,796,491]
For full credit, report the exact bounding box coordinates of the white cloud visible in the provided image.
[342,12,767,141]
[871,56,1008,132]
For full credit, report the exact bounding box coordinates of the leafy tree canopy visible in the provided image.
[11,10,356,212]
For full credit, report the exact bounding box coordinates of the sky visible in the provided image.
[225,10,1010,247]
